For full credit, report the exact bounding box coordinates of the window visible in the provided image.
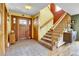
[19,19,27,25]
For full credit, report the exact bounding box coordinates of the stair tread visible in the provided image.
[49,28,53,30]
[39,40,52,50]
[52,37,58,41]
[52,33,60,36]
[42,37,52,41]
[44,34,52,38]
[48,31,52,33]
[40,39,52,47]
[46,32,52,35]
[55,28,64,31]
[52,36,59,38]
[52,36,58,39]
[53,31,63,34]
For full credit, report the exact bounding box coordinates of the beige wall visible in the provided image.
[39,7,53,27]
[40,20,53,39]
[39,6,54,40]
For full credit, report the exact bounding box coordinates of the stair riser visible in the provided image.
[52,37,58,41]
[52,33,60,36]
[44,36,51,39]
[39,41,52,50]
[55,28,64,31]
[53,31,63,34]
[46,33,52,35]
[48,30,53,32]
[42,38,52,43]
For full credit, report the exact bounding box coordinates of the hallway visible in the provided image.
[0,3,79,56]
[5,39,49,56]
[5,39,79,56]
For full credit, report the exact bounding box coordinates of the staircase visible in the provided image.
[39,28,53,50]
[39,13,71,50]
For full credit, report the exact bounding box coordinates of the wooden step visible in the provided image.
[39,40,52,50]
[53,31,63,34]
[55,28,64,31]
[52,36,58,41]
[55,28,63,31]
[52,35,59,38]
[42,37,52,43]
[48,30,53,33]
[57,26,63,28]
[50,29,53,31]
[46,32,52,35]
[52,33,60,36]
[52,35,60,39]
[56,26,63,28]
[44,34,52,38]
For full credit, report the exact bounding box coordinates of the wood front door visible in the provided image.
[18,18,30,40]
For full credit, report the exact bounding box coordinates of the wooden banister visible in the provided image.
[52,12,67,30]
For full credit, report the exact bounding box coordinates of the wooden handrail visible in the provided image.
[52,12,67,30]
[40,18,53,29]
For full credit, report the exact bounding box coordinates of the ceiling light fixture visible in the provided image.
[25,5,32,10]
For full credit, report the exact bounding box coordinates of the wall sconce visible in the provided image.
[13,18,16,24]
[71,20,75,24]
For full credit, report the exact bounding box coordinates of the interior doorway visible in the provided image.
[18,18,30,40]
[11,16,32,42]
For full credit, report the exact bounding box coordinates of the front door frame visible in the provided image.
[11,15,32,41]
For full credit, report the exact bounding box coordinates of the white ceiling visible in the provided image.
[56,3,79,15]
[6,3,49,16]
[6,3,79,16]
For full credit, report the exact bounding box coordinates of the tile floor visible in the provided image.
[5,39,79,56]
[5,39,49,56]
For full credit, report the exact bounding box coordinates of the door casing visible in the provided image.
[11,15,32,41]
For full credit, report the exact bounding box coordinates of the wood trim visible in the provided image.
[4,4,8,48]
[40,18,53,29]
[0,3,6,55]
[10,12,32,18]
[33,17,39,40]
[11,15,32,20]
[0,4,3,12]
[31,18,34,39]
[29,18,32,39]
[11,15,32,40]
[11,15,32,31]
[0,6,2,31]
